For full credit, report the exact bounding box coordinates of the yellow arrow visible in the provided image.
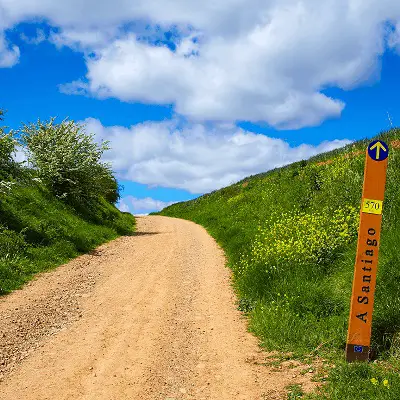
[370,141,387,160]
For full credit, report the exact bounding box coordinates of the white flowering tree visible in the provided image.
[0,110,17,184]
[20,117,120,206]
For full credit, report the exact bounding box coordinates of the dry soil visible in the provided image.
[0,216,317,399]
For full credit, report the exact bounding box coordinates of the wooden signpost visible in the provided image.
[346,140,389,362]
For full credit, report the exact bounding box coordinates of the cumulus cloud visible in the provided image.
[1,0,400,128]
[79,33,346,129]
[83,118,351,194]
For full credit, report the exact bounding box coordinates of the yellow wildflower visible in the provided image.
[370,378,379,385]
[383,379,390,388]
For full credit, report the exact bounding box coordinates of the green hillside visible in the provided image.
[0,183,134,294]
[157,128,400,399]
[0,112,135,295]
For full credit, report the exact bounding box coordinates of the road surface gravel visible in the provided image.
[0,216,316,399]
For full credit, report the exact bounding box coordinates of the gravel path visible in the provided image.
[0,216,316,399]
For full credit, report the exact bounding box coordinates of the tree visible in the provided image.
[0,110,17,181]
[20,117,120,205]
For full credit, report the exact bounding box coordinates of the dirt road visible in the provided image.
[0,216,315,399]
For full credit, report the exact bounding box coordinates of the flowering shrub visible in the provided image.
[20,118,120,206]
[0,110,18,181]
[238,206,359,276]
[0,180,16,194]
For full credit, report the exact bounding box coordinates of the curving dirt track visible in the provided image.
[0,216,316,399]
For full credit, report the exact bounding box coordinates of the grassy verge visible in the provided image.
[0,181,135,294]
[157,128,400,399]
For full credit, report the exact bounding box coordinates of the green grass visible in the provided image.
[305,361,400,399]
[157,128,400,398]
[287,384,305,399]
[0,181,135,294]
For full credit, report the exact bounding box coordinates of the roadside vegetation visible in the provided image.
[157,128,400,399]
[0,110,134,295]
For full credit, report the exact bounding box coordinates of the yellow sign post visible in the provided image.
[346,140,389,362]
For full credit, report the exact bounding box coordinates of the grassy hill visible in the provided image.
[0,175,134,295]
[157,128,400,399]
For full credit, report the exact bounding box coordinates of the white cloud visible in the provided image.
[117,199,130,213]
[118,196,176,214]
[84,117,351,194]
[59,80,90,96]
[1,1,400,128]
[0,32,19,67]
[12,146,27,163]
[49,27,119,51]
[0,0,266,32]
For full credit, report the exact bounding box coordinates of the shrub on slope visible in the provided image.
[20,117,119,207]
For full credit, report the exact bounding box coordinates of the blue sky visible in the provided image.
[1,2,400,214]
